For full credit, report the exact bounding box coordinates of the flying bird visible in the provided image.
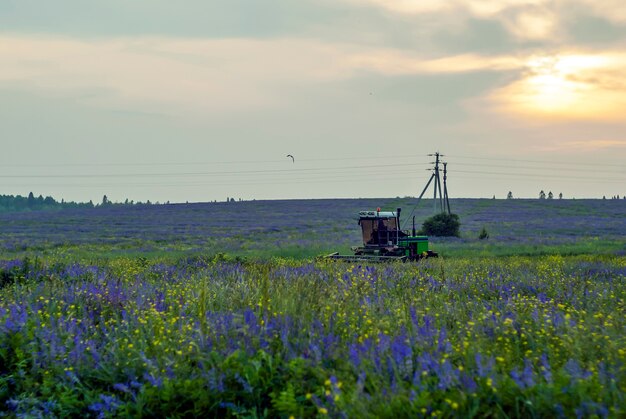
[286,154,294,163]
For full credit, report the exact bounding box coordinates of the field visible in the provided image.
[1,198,625,417]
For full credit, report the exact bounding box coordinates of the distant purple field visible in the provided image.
[0,198,624,255]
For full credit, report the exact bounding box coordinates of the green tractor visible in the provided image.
[326,207,438,262]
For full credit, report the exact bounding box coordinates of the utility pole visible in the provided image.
[401,152,453,230]
[432,153,438,213]
[429,152,444,214]
[436,153,443,213]
[443,162,451,214]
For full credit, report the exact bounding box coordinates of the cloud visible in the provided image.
[576,0,626,24]
[2,34,625,124]
[0,35,353,116]
[500,7,559,41]
[343,0,626,42]
[343,0,450,14]
[0,34,523,117]
[488,52,626,120]
[346,51,523,75]
[348,0,546,16]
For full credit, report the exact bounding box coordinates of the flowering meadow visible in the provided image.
[0,199,625,417]
[1,198,624,258]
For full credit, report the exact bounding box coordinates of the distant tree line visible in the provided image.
[506,191,563,199]
[99,195,167,207]
[0,193,170,213]
[0,193,94,213]
[505,191,624,200]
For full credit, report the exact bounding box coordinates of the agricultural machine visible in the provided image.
[326,207,438,262]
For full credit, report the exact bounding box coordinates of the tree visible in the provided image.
[27,192,35,207]
[539,190,546,199]
[102,195,110,206]
[559,193,563,199]
[548,191,553,199]
[507,191,513,199]
[421,213,461,237]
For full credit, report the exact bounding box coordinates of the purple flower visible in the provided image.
[2,304,28,333]
[348,344,362,368]
[88,394,120,419]
[575,402,609,419]
[113,383,130,393]
[459,372,478,393]
[235,373,253,393]
[510,358,535,389]
[540,353,552,383]
[564,359,592,383]
[143,372,163,388]
[436,359,459,390]
[475,353,495,378]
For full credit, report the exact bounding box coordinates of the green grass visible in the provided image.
[0,254,624,417]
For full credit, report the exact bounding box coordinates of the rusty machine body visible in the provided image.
[326,207,437,262]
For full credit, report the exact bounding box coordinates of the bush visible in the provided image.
[421,213,461,237]
[479,227,489,240]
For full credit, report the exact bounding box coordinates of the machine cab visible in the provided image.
[358,209,405,247]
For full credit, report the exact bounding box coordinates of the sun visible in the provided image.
[492,53,626,120]
[524,55,607,111]
[523,72,582,112]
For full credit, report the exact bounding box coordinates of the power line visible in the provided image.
[1,165,623,186]
[446,154,625,168]
[0,162,430,179]
[448,161,624,174]
[450,168,625,182]
[2,152,624,198]
[0,153,428,168]
[4,151,622,169]
[1,160,623,180]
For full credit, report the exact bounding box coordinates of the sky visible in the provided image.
[1,0,625,203]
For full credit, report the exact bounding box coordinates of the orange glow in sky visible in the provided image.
[493,54,626,120]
